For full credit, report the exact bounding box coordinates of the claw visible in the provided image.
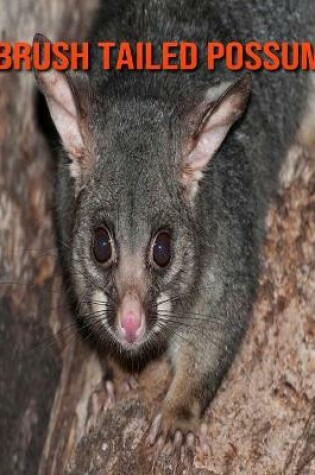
[186,432,195,449]
[147,411,209,466]
[199,423,209,455]
[123,375,138,392]
[105,380,115,407]
[174,430,183,449]
[85,390,106,435]
[156,436,165,452]
[164,441,174,456]
[147,413,162,445]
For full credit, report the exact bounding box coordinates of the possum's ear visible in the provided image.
[33,33,92,191]
[181,74,251,202]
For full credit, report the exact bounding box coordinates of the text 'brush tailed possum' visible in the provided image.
[34,0,314,452]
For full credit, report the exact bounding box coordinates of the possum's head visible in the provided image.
[34,34,251,359]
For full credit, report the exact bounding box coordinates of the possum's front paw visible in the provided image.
[85,367,138,434]
[102,359,139,405]
[147,400,209,456]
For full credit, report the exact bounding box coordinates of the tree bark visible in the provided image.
[1,2,315,474]
[0,2,97,474]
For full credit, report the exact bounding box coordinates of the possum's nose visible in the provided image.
[117,291,146,343]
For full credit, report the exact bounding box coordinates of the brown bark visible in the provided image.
[0,1,97,474]
[1,2,315,474]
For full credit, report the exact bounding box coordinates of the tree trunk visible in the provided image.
[1,2,315,474]
[0,2,97,474]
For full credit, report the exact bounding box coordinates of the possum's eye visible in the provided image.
[152,231,171,268]
[93,227,112,264]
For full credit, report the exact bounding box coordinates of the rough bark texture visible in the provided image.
[0,1,97,474]
[1,2,315,474]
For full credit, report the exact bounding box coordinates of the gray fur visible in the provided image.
[35,0,315,437]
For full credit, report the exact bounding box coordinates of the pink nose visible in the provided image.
[118,292,145,343]
[121,311,141,335]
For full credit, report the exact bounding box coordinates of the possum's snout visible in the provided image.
[117,291,146,344]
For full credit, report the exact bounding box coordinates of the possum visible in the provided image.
[34,0,315,452]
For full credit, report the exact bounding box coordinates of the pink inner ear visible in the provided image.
[186,123,230,171]
[38,68,83,159]
[42,69,77,118]
[183,77,251,180]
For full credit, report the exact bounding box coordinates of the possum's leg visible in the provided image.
[85,357,138,434]
[148,337,213,454]
[147,334,229,453]
[101,357,139,403]
[147,289,250,453]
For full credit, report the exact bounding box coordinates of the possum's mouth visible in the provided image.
[87,288,173,359]
[91,288,160,349]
